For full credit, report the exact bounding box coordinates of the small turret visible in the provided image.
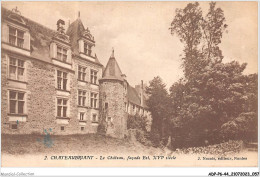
[99,49,128,139]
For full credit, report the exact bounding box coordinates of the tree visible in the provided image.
[169,2,256,147]
[201,2,227,64]
[170,2,203,80]
[169,78,186,117]
[170,2,228,79]
[146,76,171,146]
[243,73,258,113]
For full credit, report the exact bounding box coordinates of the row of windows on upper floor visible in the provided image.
[6,26,94,61]
[8,57,99,85]
[124,102,149,117]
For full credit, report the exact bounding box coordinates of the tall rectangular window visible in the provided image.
[91,92,98,108]
[57,70,68,90]
[57,98,68,118]
[78,90,86,106]
[84,42,92,56]
[9,90,25,114]
[9,26,24,48]
[57,46,67,62]
[9,57,25,81]
[125,103,127,112]
[79,112,84,121]
[9,27,16,46]
[90,70,98,84]
[92,114,98,123]
[78,66,86,81]
[105,102,108,110]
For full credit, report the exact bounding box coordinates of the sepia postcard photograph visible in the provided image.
[0,0,258,171]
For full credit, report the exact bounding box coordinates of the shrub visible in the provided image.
[127,114,148,132]
[149,129,161,147]
[221,112,257,141]
[175,140,243,155]
[97,121,107,135]
[127,114,151,145]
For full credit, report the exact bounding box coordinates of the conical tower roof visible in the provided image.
[101,49,124,81]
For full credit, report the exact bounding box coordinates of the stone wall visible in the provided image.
[100,80,128,139]
[1,52,102,135]
[26,59,57,134]
[1,53,9,133]
[1,53,59,134]
[2,51,148,137]
[70,58,102,134]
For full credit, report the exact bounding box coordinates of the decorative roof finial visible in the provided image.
[111,47,114,58]
[78,11,80,18]
[12,6,21,15]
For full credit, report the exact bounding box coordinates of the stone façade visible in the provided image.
[1,7,151,138]
[99,80,128,139]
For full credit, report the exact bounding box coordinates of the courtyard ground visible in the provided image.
[1,134,163,155]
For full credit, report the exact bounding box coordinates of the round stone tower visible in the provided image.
[99,49,128,139]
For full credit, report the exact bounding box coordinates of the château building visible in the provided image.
[1,7,151,138]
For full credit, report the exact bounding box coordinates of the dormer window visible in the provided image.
[57,46,67,62]
[84,42,92,56]
[9,26,24,48]
[49,19,71,65]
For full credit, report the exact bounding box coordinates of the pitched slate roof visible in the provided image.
[127,85,141,105]
[101,51,124,81]
[2,7,102,65]
[2,7,56,63]
[133,84,148,108]
[66,18,84,55]
[127,85,148,108]
[2,7,148,109]
[101,50,148,108]
[66,18,102,65]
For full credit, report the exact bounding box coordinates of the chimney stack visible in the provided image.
[57,19,65,34]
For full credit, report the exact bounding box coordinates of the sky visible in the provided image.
[2,1,258,88]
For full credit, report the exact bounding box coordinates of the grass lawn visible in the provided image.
[1,134,163,155]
